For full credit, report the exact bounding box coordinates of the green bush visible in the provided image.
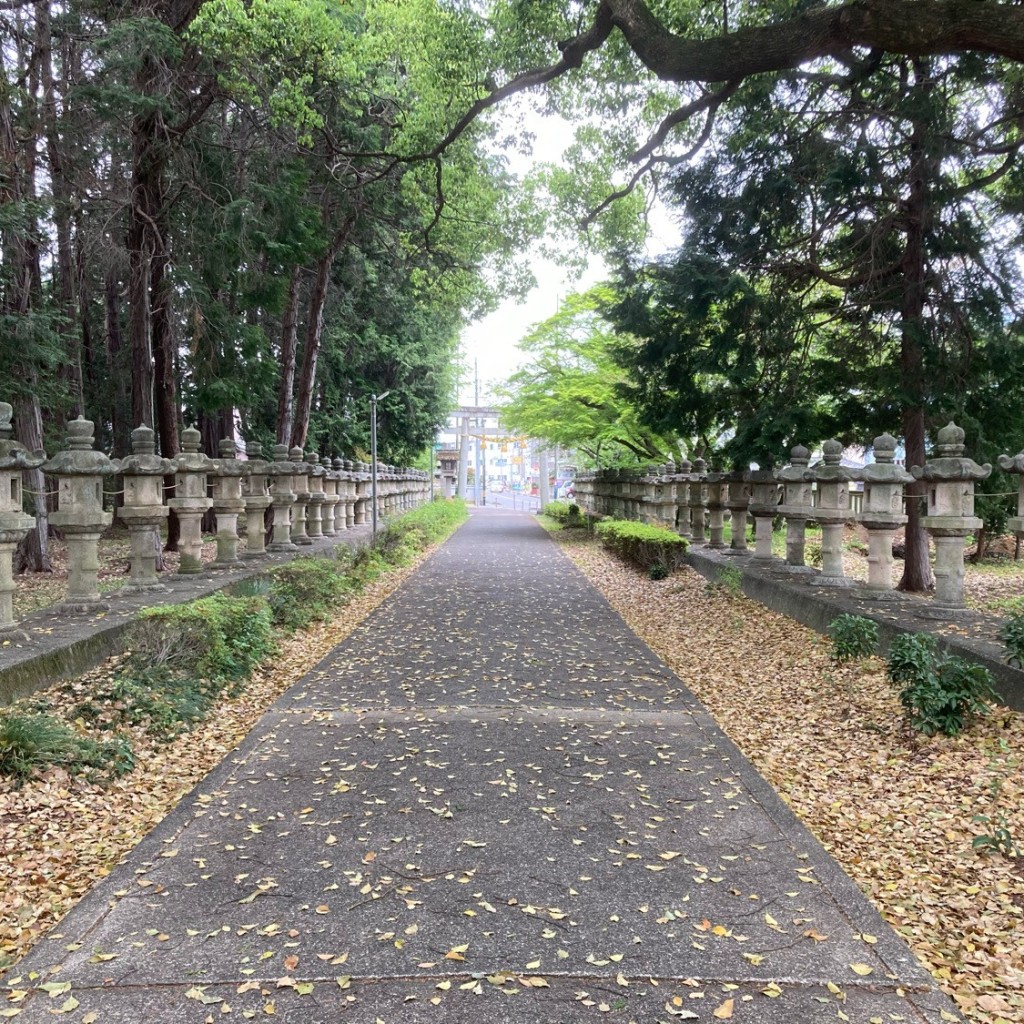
[828,614,879,663]
[998,612,1024,668]
[0,712,134,782]
[542,500,585,526]
[887,632,940,685]
[268,558,351,631]
[648,564,669,581]
[887,632,998,736]
[130,594,275,681]
[595,519,689,571]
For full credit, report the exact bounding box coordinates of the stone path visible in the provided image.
[8,510,959,1022]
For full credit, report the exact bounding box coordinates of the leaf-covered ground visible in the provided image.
[556,531,1023,1024]
[0,554,423,976]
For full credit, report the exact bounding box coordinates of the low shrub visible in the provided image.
[648,564,669,581]
[76,664,233,741]
[129,593,275,681]
[268,558,351,631]
[828,614,879,663]
[998,611,1024,668]
[595,519,689,571]
[887,632,998,736]
[542,501,585,526]
[0,711,134,782]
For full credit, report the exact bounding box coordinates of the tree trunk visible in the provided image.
[127,51,163,433]
[105,267,132,456]
[291,215,354,449]
[276,266,302,445]
[13,391,53,574]
[38,0,83,418]
[897,64,935,594]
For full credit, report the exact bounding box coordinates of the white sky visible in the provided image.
[457,106,679,405]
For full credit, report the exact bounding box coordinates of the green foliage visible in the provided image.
[971,813,1020,859]
[595,519,689,571]
[268,559,351,631]
[709,564,743,599]
[497,288,681,467]
[75,666,230,742]
[998,612,1024,668]
[542,500,585,526]
[130,594,276,681]
[648,563,669,581]
[887,633,940,686]
[388,497,468,543]
[0,712,134,782]
[887,634,998,736]
[828,615,879,664]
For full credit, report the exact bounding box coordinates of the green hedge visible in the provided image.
[595,519,689,571]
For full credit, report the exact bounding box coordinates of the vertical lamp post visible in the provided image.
[370,390,391,540]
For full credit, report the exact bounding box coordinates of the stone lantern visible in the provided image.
[859,433,913,597]
[289,446,312,545]
[211,439,246,566]
[342,459,358,529]
[689,457,708,544]
[242,441,272,558]
[674,455,692,539]
[117,424,174,591]
[0,402,45,632]
[167,426,215,574]
[746,469,781,565]
[705,467,728,549]
[333,457,350,531]
[266,444,297,551]
[321,456,340,538]
[912,422,991,614]
[723,471,751,555]
[806,439,858,586]
[354,461,370,526]
[304,449,326,540]
[43,416,118,606]
[774,445,815,573]
[1000,446,1024,563]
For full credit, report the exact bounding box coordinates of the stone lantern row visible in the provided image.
[573,422,1001,614]
[0,409,431,633]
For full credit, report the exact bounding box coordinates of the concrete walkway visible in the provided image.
[8,510,959,1022]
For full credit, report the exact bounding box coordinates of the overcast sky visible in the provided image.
[456,105,679,406]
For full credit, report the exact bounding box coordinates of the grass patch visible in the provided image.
[0,712,134,782]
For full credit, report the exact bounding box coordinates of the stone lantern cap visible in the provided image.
[807,439,858,483]
[266,443,296,476]
[243,440,270,475]
[998,449,1024,474]
[305,450,325,478]
[863,433,913,485]
[214,438,246,477]
[322,455,337,478]
[174,426,216,473]
[676,454,692,477]
[0,402,46,471]
[910,422,992,483]
[42,417,118,476]
[774,444,811,484]
[118,424,174,476]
